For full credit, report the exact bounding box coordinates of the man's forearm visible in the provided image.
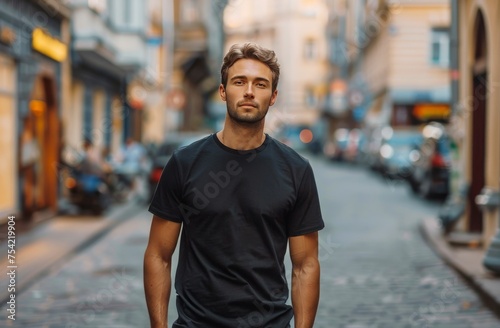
[291,258,320,328]
[144,252,172,328]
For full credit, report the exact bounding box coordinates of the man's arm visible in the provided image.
[289,231,320,328]
[144,215,182,328]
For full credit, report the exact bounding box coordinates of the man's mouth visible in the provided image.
[239,102,257,108]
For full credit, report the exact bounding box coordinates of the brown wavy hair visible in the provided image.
[221,42,280,92]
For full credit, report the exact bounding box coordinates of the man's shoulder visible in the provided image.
[172,134,213,161]
[268,135,310,167]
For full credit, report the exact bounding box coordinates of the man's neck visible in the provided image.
[217,121,266,151]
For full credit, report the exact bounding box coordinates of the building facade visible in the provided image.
[169,0,227,132]
[223,0,330,135]
[455,0,500,247]
[139,0,171,143]
[65,0,148,161]
[0,0,70,221]
[328,0,451,132]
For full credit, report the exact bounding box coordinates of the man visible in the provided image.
[144,42,324,328]
[78,139,106,177]
[115,137,149,201]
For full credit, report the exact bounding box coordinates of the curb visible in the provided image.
[419,217,500,316]
[0,201,144,305]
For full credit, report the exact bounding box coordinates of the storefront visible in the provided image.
[0,53,16,219]
[0,0,70,221]
[70,59,126,160]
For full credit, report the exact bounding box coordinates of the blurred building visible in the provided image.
[0,0,71,221]
[139,0,228,140]
[65,0,148,158]
[223,0,330,135]
[167,0,228,132]
[453,0,500,247]
[325,0,451,134]
[139,0,173,143]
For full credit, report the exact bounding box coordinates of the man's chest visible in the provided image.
[179,158,296,224]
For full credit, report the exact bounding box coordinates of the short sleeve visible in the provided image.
[148,154,184,223]
[286,163,324,237]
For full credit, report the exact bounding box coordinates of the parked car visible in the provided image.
[148,132,210,201]
[408,122,451,199]
[376,127,423,179]
[275,124,311,152]
[363,126,389,171]
[324,128,363,162]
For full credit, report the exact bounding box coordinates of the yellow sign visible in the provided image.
[413,104,450,120]
[32,28,67,62]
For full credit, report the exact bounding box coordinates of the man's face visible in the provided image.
[219,59,278,124]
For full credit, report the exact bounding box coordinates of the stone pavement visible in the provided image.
[420,217,500,315]
[1,205,155,328]
[0,201,143,306]
[309,159,500,328]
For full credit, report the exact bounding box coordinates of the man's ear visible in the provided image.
[219,84,226,101]
[269,89,278,106]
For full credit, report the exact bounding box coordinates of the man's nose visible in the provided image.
[244,85,254,98]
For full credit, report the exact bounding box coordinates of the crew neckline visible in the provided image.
[212,133,270,155]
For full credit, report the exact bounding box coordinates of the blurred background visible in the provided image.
[2,0,500,327]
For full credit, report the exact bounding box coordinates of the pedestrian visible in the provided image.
[117,137,148,201]
[144,42,324,328]
[19,115,40,220]
[78,139,106,177]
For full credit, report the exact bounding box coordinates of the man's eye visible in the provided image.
[234,80,244,85]
[257,83,266,87]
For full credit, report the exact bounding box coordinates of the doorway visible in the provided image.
[468,10,488,232]
[29,75,60,214]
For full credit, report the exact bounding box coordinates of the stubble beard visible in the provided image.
[227,103,269,125]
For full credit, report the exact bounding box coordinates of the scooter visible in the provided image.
[62,162,110,215]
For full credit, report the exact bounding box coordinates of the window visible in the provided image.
[304,39,318,60]
[181,0,200,24]
[123,0,131,24]
[391,105,411,126]
[430,27,449,67]
[88,0,106,14]
[305,88,317,108]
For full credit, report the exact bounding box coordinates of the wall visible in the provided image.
[388,4,450,90]
[459,0,500,246]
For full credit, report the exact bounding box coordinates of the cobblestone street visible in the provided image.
[2,156,500,327]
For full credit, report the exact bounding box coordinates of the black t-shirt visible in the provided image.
[149,133,324,328]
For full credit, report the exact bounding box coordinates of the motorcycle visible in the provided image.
[105,168,133,203]
[61,161,110,215]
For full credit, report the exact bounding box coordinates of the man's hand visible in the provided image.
[144,215,181,328]
[289,231,320,328]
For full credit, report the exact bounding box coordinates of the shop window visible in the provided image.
[391,105,411,126]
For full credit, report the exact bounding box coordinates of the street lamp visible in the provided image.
[476,187,500,273]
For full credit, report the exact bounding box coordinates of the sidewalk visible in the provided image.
[0,201,144,304]
[420,216,500,314]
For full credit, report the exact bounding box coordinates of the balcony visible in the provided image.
[69,1,147,77]
[113,32,147,71]
[175,22,207,53]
